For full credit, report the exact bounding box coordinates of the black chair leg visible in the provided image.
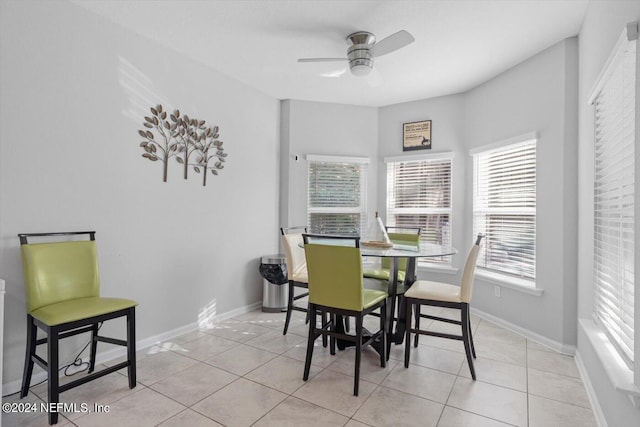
[467,305,476,358]
[404,300,412,368]
[461,303,476,380]
[20,315,37,398]
[413,305,421,348]
[283,281,295,335]
[127,308,137,389]
[88,322,99,373]
[329,314,336,355]
[380,302,387,368]
[47,326,59,425]
[354,314,363,396]
[303,304,316,381]
[322,311,328,348]
[386,293,397,361]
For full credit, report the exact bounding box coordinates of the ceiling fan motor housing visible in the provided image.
[347,31,375,76]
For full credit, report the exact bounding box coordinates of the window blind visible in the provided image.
[386,155,452,264]
[591,26,636,365]
[472,139,537,280]
[307,157,368,236]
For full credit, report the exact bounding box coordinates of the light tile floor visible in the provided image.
[3,307,597,427]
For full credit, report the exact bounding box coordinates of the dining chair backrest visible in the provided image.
[281,233,306,281]
[386,226,421,235]
[21,240,100,313]
[460,234,484,303]
[302,233,360,247]
[302,234,363,311]
[280,226,307,235]
[381,232,421,271]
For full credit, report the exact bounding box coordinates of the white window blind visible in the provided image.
[386,154,452,264]
[472,138,537,281]
[307,155,368,236]
[591,24,637,366]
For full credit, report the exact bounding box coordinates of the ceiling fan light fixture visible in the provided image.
[298,29,413,78]
[350,61,373,76]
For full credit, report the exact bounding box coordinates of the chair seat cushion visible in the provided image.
[363,268,406,282]
[404,280,461,303]
[291,264,308,283]
[31,297,138,326]
[363,289,388,309]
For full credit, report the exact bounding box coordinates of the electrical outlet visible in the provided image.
[494,285,501,297]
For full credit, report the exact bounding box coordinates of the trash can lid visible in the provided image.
[261,254,286,264]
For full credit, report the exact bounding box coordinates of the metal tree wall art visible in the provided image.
[139,104,227,186]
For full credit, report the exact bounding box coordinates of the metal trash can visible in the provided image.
[259,254,288,312]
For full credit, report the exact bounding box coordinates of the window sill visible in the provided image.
[579,318,640,407]
[475,269,543,296]
[417,264,459,275]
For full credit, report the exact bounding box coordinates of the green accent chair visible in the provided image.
[18,231,137,425]
[404,234,484,380]
[363,228,421,288]
[302,234,388,396]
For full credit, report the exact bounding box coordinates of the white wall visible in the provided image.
[376,39,579,348]
[577,2,640,426]
[464,38,579,347]
[280,99,378,229]
[0,0,280,389]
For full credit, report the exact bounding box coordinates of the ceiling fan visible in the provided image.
[298,30,415,77]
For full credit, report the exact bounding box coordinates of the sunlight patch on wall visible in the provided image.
[118,56,172,123]
[198,299,218,329]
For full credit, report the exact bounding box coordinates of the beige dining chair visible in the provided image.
[403,234,484,379]
[280,226,310,335]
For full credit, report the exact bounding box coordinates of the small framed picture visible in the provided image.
[403,120,432,151]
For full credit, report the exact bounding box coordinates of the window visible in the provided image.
[385,153,452,264]
[589,23,637,367]
[307,155,368,236]
[471,135,537,282]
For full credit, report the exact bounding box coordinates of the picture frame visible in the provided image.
[403,120,432,151]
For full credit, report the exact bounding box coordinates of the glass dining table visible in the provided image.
[361,243,458,357]
[301,237,457,358]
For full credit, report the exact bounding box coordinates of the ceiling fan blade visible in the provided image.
[298,58,348,63]
[370,30,414,58]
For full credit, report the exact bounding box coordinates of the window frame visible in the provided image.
[470,132,538,287]
[306,154,369,237]
[588,21,638,371]
[384,152,453,266]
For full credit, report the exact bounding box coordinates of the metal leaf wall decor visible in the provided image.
[138,104,227,186]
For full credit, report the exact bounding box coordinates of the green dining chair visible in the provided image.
[18,231,137,425]
[404,234,484,380]
[363,227,421,286]
[302,234,388,396]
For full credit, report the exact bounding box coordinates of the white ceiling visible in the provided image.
[70,0,588,107]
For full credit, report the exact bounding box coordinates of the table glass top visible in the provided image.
[360,242,457,258]
[300,237,456,258]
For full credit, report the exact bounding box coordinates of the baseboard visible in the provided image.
[2,300,262,396]
[575,350,607,427]
[470,307,577,355]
